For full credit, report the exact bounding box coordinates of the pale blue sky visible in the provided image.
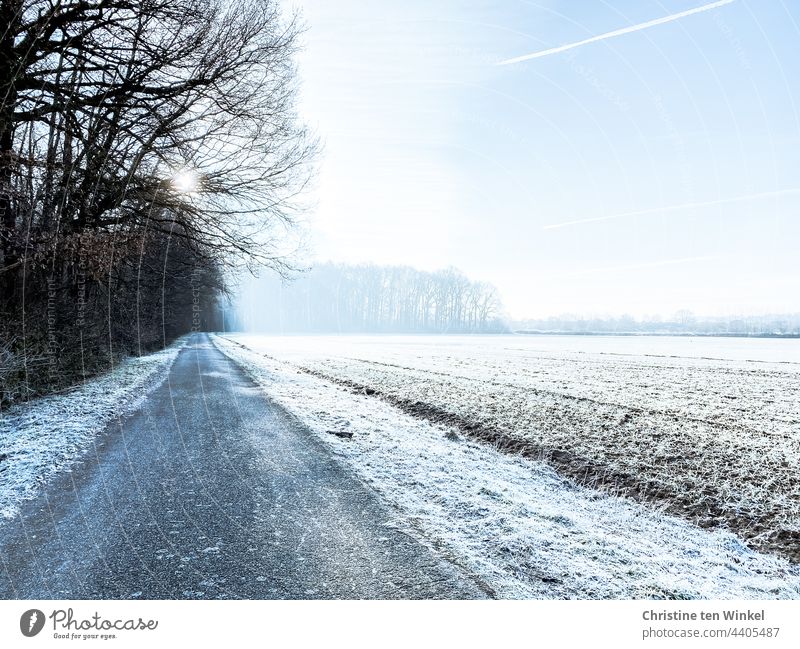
[291,0,800,319]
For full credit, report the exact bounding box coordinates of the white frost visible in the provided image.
[213,334,800,599]
[0,340,184,518]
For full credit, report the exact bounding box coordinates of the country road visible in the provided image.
[0,334,486,599]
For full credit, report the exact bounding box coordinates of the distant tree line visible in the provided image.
[230,263,509,333]
[513,311,800,336]
[0,0,313,406]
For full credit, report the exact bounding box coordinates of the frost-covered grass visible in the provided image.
[0,340,184,518]
[213,334,800,599]
[217,333,800,562]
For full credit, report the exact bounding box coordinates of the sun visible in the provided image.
[172,169,200,193]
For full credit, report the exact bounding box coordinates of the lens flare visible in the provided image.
[172,170,199,193]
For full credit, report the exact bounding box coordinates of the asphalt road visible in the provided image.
[0,334,486,599]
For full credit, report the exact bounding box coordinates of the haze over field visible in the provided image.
[290,0,800,319]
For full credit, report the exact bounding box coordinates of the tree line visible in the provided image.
[231,263,508,333]
[513,312,800,336]
[0,0,313,406]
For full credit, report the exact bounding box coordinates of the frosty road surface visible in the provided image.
[0,334,485,599]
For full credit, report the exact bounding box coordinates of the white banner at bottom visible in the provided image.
[0,600,798,648]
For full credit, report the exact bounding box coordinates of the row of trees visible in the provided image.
[1,0,313,406]
[231,263,508,333]
[513,312,800,336]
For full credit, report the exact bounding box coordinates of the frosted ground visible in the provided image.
[215,333,800,599]
[0,340,184,518]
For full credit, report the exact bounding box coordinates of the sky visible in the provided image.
[288,0,800,320]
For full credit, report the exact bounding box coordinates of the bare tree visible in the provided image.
[2,0,314,271]
[1,0,315,405]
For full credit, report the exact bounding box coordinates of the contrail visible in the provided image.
[498,0,736,65]
[543,188,800,231]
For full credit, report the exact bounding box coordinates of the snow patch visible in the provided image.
[0,340,185,519]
